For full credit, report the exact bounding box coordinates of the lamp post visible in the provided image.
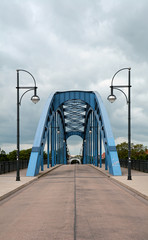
[16,69,40,181]
[107,67,132,180]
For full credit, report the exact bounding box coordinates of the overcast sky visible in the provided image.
[0,0,148,155]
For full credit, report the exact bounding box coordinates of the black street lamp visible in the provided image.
[16,69,40,181]
[107,67,132,180]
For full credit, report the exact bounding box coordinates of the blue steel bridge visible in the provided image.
[26,90,121,176]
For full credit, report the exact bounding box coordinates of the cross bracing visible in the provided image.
[27,91,122,177]
[63,99,86,133]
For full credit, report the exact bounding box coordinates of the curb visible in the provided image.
[89,164,111,178]
[110,177,148,201]
[37,164,62,178]
[0,165,62,201]
[90,165,148,201]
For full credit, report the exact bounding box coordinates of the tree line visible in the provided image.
[0,142,148,162]
[0,149,47,162]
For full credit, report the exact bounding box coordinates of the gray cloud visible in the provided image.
[0,0,148,154]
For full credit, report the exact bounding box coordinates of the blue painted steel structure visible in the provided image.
[27,91,121,176]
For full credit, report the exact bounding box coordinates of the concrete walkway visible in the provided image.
[0,164,148,201]
[0,165,61,201]
[0,165,148,240]
[92,164,148,200]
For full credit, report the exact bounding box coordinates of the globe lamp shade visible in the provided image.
[31,95,40,104]
[107,94,116,103]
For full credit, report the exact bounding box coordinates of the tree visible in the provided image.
[116,142,129,159]
[116,142,148,160]
[19,149,32,161]
[132,144,147,160]
[43,151,47,159]
[7,149,32,161]
[7,150,17,161]
[1,149,6,154]
[0,149,8,161]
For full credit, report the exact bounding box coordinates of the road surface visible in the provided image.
[0,165,148,240]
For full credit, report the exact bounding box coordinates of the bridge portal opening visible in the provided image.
[71,159,80,164]
[67,135,83,158]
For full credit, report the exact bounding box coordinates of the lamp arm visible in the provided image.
[113,87,128,103]
[16,69,37,87]
[19,88,34,105]
[111,67,131,86]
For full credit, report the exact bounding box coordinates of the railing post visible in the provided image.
[54,113,57,165]
[94,116,98,166]
[47,130,50,168]
[51,117,55,167]
[41,149,44,171]
[100,130,102,168]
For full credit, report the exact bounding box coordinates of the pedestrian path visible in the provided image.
[0,165,61,201]
[0,165,148,240]
[0,164,148,201]
[92,164,148,200]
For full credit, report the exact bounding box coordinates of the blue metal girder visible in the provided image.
[66,131,84,139]
[27,91,121,176]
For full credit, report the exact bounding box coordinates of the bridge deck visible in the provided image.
[0,165,148,240]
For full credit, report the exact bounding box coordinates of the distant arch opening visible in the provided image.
[67,135,82,157]
[69,158,81,164]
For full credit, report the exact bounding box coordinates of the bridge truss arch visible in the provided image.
[27,91,121,176]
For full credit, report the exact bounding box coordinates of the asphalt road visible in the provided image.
[0,165,148,240]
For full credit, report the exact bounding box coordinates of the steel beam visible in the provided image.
[27,91,121,176]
